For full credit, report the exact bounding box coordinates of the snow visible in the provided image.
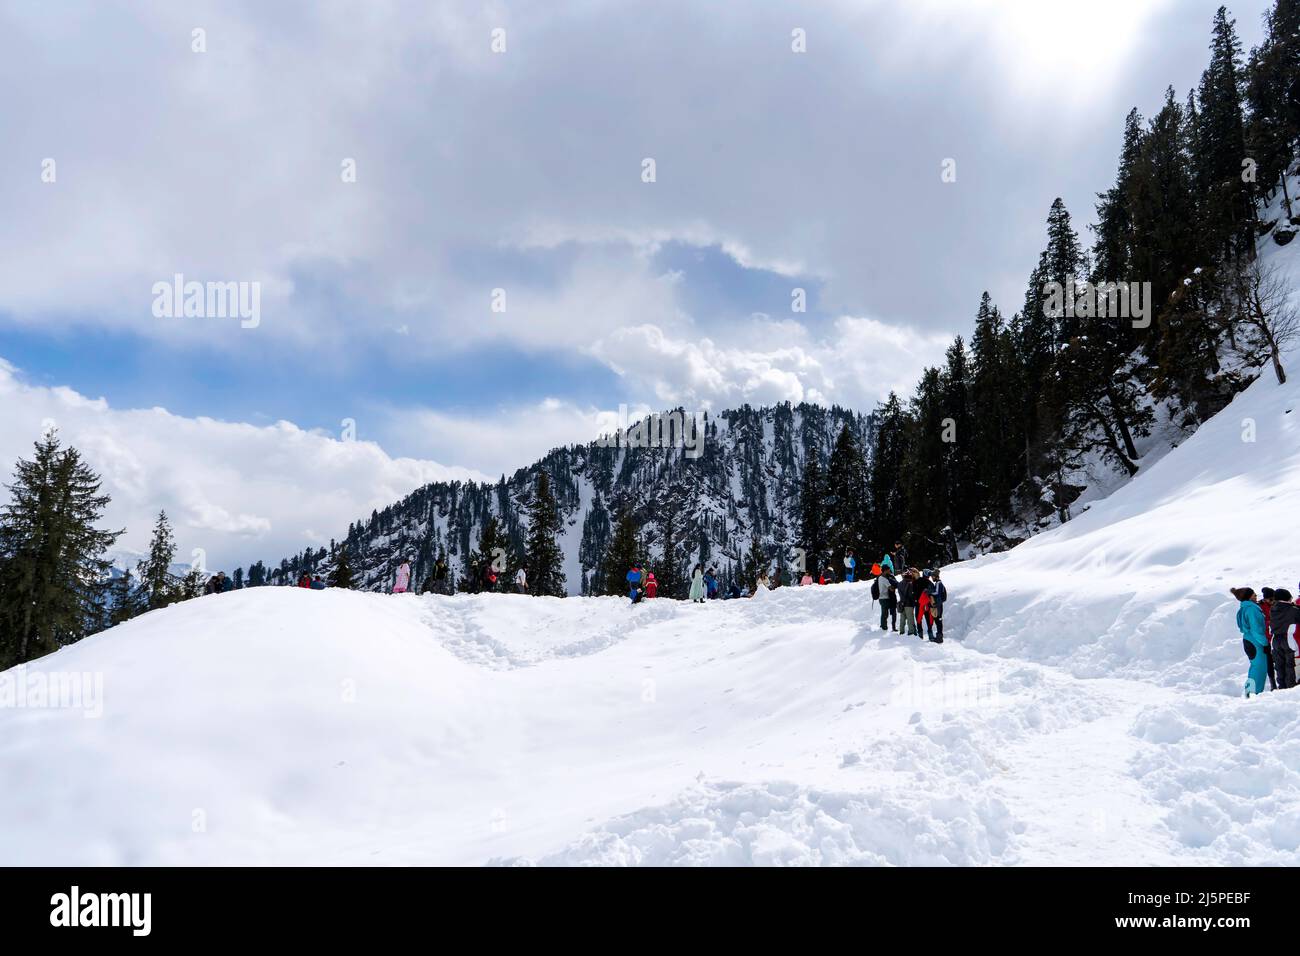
[6,322,1300,866]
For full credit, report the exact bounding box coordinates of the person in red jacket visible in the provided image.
[645,571,658,599]
[297,572,312,589]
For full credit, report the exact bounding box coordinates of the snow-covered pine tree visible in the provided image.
[0,430,121,667]
[524,471,566,597]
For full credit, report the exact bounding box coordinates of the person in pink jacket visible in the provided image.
[393,560,412,594]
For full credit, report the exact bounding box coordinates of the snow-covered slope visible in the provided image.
[6,339,1300,865]
[3,531,1299,866]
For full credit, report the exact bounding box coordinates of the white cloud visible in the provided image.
[0,359,488,573]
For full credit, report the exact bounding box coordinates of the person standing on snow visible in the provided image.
[689,564,706,603]
[1233,587,1270,697]
[704,567,719,600]
[880,552,894,574]
[891,542,908,575]
[875,566,898,632]
[627,564,643,604]
[1268,588,1299,690]
[898,569,919,637]
[843,550,857,584]
[514,566,528,594]
[929,569,948,642]
[393,560,412,594]
[1260,588,1278,690]
[645,571,658,599]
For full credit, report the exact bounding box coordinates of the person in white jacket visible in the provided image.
[515,567,528,594]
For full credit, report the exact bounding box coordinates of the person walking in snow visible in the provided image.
[393,560,412,594]
[1233,587,1270,697]
[514,566,528,594]
[689,564,706,603]
[843,550,857,584]
[1268,588,1299,690]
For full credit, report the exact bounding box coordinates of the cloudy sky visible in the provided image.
[0,0,1272,571]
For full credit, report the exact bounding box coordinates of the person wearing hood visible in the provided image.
[1269,588,1299,690]
[689,564,705,603]
[645,571,658,599]
[1233,587,1270,697]
[626,565,643,604]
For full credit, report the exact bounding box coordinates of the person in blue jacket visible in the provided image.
[704,567,719,600]
[880,552,894,574]
[626,565,643,604]
[843,550,856,583]
[1234,587,1269,697]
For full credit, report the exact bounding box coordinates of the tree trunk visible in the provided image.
[1103,383,1141,465]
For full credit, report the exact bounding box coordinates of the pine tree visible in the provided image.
[0,431,121,667]
[824,424,867,565]
[797,454,828,577]
[968,294,1021,520]
[602,509,640,597]
[1195,6,1254,262]
[524,471,566,597]
[867,393,909,553]
[329,543,355,589]
[656,510,683,599]
[107,568,140,628]
[137,510,178,611]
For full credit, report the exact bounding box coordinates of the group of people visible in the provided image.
[1233,585,1300,696]
[871,564,948,643]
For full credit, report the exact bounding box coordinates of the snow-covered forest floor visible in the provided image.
[6,317,1300,866]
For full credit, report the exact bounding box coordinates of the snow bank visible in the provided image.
[946,352,1300,694]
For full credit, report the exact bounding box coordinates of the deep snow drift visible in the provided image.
[5,354,1300,865]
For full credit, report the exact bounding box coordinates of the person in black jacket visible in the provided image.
[1270,588,1299,690]
[930,569,948,642]
[875,567,898,631]
[897,570,919,637]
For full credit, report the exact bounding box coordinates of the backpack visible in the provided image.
[870,578,880,600]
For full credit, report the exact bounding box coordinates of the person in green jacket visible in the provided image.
[1233,587,1269,697]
